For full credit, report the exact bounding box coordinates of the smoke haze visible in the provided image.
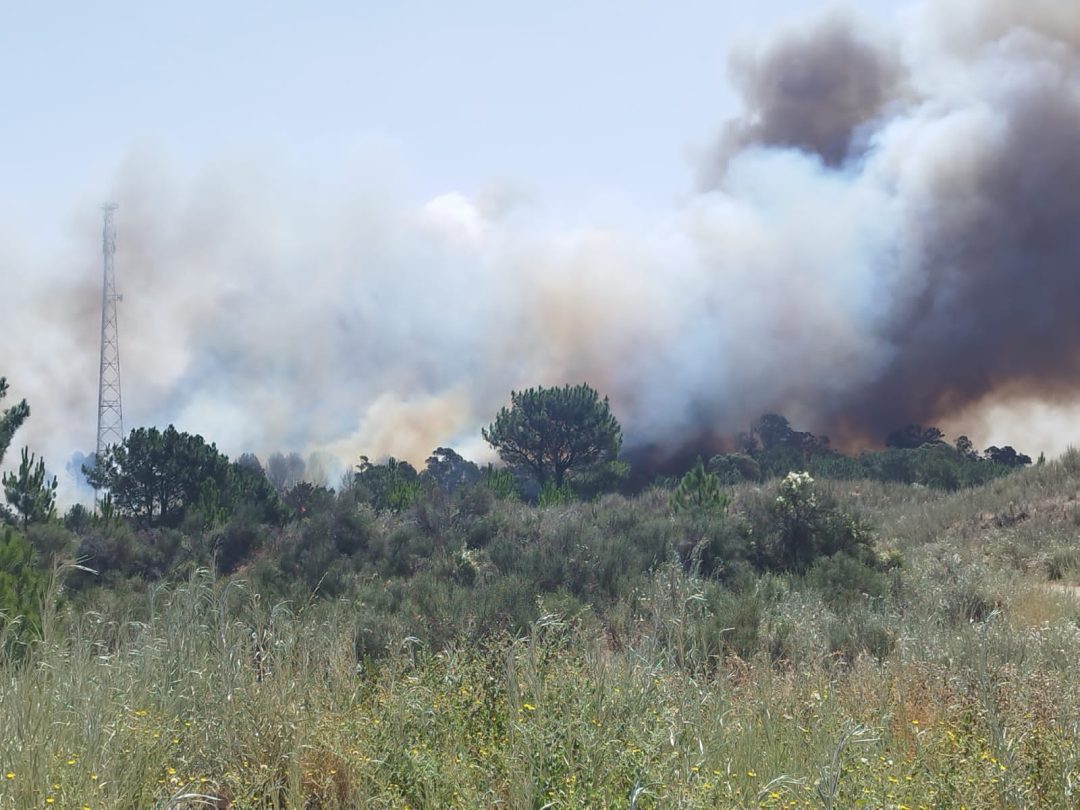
[4,0,1080,500]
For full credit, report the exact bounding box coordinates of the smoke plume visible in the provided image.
[4,0,1080,501]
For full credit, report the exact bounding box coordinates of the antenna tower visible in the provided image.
[95,203,123,463]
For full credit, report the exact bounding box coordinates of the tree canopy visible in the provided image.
[3,447,57,529]
[984,445,1032,468]
[353,456,421,512]
[671,459,728,515]
[886,424,946,450]
[85,425,283,528]
[423,447,481,494]
[86,425,231,526]
[482,383,622,486]
[0,377,30,467]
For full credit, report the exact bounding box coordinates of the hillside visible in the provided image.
[2,453,1079,808]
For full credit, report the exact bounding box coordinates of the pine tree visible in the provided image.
[3,447,58,529]
[0,377,30,467]
[671,459,729,515]
[483,383,622,487]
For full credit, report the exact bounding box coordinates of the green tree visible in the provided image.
[353,456,421,512]
[984,445,1032,468]
[228,458,288,525]
[482,383,622,487]
[481,464,519,500]
[708,452,762,485]
[671,459,729,515]
[753,413,795,450]
[423,447,481,494]
[0,377,30,467]
[85,425,234,527]
[3,447,57,528]
[0,526,45,646]
[955,435,977,459]
[235,452,265,477]
[886,423,945,450]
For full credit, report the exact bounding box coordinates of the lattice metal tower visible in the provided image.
[96,203,124,461]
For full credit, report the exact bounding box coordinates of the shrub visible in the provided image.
[70,521,147,585]
[569,459,631,500]
[1047,549,1080,582]
[763,472,874,573]
[24,523,76,561]
[456,483,496,520]
[538,479,575,507]
[1061,446,1080,476]
[943,579,1001,624]
[705,585,764,661]
[0,527,45,647]
[708,453,762,485]
[826,609,895,665]
[671,460,729,515]
[676,514,747,579]
[806,552,889,608]
[215,521,263,575]
[773,471,819,570]
[63,503,93,534]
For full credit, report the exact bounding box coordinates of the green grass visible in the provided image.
[3,457,1080,808]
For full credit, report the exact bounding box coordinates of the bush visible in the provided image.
[1047,549,1080,581]
[63,503,93,534]
[708,453,762,485]
[538,479,575,507]
[25,523,76,561]
[70,521,147,585]
[0,527,45,647]
[705,586,764,661]
[943,579,1001,624]
[756,472,876,573]
[806,552,890,608]
[215,521,263,575]
[676,514,748,579]
[671,460,729,515]
[826,609,895,665]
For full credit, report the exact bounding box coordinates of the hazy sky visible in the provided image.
[2,1,904,231]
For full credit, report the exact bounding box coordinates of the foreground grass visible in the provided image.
[3,458,1080,808]
[3,576,1078,809]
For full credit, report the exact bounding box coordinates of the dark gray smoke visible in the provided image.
[700,0,1080,449]
[704,11,905,181]
[833,81,1080,442]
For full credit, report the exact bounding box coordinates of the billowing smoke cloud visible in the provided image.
[4,0,1080,502]
[713,0,1080,445]
[703,10,906,180]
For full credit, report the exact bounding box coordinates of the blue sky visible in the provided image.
[2,0,904,231]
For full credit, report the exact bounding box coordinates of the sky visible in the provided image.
[6,0,1080,501]
[2,1,902,230]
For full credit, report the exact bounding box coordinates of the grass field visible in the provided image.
[3,454,1080,808]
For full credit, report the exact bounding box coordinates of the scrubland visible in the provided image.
[3,454,1080,809]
